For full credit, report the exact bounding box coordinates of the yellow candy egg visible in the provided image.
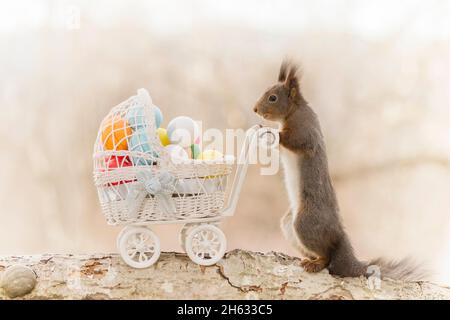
[199,150,223,160]
[157,128,171,146]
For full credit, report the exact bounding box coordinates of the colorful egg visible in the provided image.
[126,105,163,130]
[164,144,189,163]
[167,116,200,148]
[153,106,163,128]
[107,155,132,169]
[198,150,223,160]
[129,129,159,165]
[106,155,134,185]
[101,117,132,150]
[157,127,171,146]
[191,144,201,159]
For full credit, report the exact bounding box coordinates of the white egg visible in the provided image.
[164,144,189,164]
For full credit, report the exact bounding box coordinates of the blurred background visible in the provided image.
[1,0,450,285]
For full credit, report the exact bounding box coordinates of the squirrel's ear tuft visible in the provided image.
[285,63,301,98]
[278,60,289,82]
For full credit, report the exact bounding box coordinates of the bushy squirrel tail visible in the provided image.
[367,257,428,281]
[327,236,427,281]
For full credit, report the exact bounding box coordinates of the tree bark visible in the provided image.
[1,250,449,300]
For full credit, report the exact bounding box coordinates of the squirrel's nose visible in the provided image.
[253,107,258,113]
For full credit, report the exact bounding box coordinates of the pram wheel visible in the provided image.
[185,224,226,266]
[117,226,161,268]
[116,225,133,250]
[178,223,194,252]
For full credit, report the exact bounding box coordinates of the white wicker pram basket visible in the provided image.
[93,89,234,224]
[93,88,278,268]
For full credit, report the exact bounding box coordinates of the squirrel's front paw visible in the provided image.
[301,257,328,273]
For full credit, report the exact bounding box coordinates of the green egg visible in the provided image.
[191,144,201,159]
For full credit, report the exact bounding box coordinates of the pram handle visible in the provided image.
[222,125,279,216]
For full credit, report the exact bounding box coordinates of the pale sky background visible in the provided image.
[2,0,450,40]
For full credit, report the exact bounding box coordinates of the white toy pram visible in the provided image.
[93,89,278,268]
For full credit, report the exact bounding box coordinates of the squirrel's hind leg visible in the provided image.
[281,210,324,264]
[282,211,330,273]
[301,257,329,273]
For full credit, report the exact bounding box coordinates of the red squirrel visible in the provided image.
[253,60,424,280]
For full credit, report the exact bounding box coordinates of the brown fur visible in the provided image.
[253,60,425,280]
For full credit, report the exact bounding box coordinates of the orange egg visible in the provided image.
[101,117,132,150]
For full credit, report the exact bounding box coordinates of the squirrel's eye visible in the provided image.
[268,94,278,103]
